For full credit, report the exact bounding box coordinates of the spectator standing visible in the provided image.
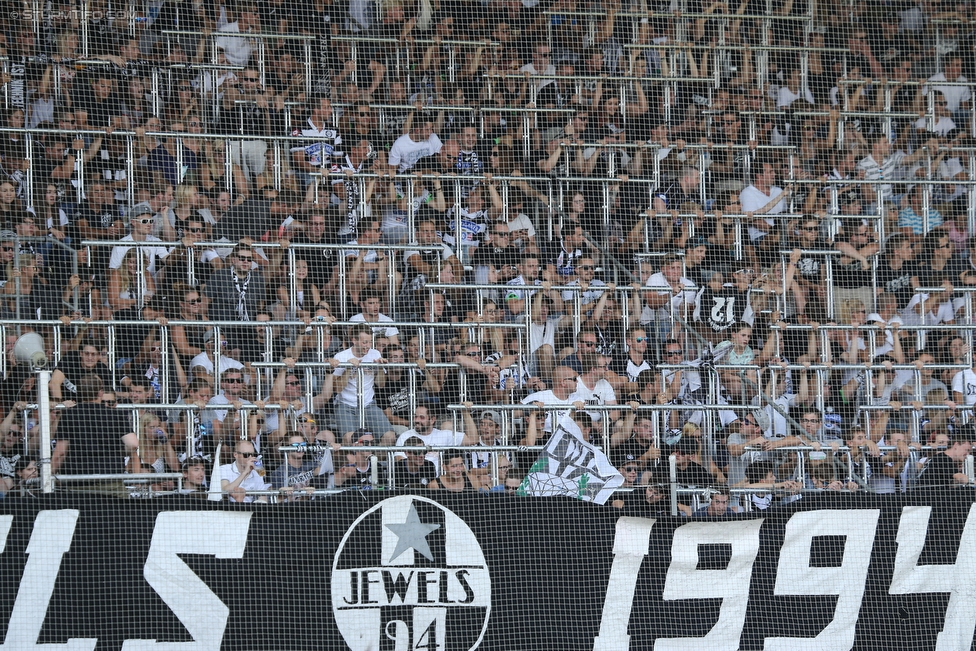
[332,323,395,441]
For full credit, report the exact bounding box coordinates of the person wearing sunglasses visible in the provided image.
[219,441,269,503]
[107,204,170,278]
[560,256,607,308]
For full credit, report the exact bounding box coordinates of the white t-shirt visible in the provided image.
[350,313,399,339]
[739,184,786,241]
[214,22,253,66]
[914,115,957,137]
[562,278,608,305]
[519,62,557,91]
[395,427,467,471]
[109,235,170,274]
[333,348,383,407]
[924,72,972,111]
[951,368,976,406]
[188,354,244,376]
[207,393,255,423]
[521,390,573,432]
[643,272,697,322]
[570,379,616,421]
[219,462,268,502]
[529,318,561,354]
[388,133,443,173]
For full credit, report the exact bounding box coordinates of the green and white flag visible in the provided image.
[518,412,623,504]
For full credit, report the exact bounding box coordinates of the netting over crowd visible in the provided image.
[0,0,974,510]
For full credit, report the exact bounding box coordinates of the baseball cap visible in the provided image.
[479,410,501,424]
[750,408,771,432]
[129,204,154,220]
[349,428,374,444]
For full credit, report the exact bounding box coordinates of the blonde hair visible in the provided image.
[838,298,865,325]
[175,184,197,208]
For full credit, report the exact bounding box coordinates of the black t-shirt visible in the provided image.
[393,459,438,489]
[290,231,338,290]
[376,371,413,422]
[795,238,829,285]
[471,245,519,272]
[833,250,874,289]
[56,403,130,475]
[918,258,967,290]
[675,461,713,486]
[55,353,112,398]
[695,284,749,334]
[216,200,276,241]
[878,258,919,309]
[916,452,960,488]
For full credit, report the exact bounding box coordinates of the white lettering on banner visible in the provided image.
[0,510,97,651]
[592,517,655,651]
[656,519,763,651]
[0,514,11,553]
[121,511,252,651]
[889,505,976,650]
[764,510,879,651]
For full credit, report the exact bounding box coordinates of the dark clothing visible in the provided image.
[268,459,328,490]
[695,284,749,336]
[916,452,962,488]
[918,258,966,290]
[215,199,277,241]
[471,245,519,275]
[675,461,713,486]
[392,459,438,489]
[540,239,584,280]
[206,268,266,322]
[289,232,338,290]
[54,352,112,398]
[146,144,198,187]
[205,268,267,348]
[56,403,130,475]
[878,259,918,309]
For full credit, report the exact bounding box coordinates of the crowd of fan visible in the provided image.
[0,0,974,507]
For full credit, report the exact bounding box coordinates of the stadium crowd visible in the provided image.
[0,0,974,509]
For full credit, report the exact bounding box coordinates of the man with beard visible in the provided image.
[394,404,478,472]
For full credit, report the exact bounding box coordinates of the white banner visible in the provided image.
[520,413,624,505]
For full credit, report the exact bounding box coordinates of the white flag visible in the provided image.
[518,413,623,505]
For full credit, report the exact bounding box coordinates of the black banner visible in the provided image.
[0,490,973,650]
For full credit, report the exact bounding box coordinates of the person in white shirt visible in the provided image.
[739,159,791,244]
[108,204,170,275]
[951,361,976,408]
[925,56,971,115]
[394,404,478,471]
[350,289,399,347]
[642,253,697,343]
[520,44,557,93]
[570,353,617,423]
[521,365,581,433]
[332,323,394,442]
[213,8,259,66]
[220,440,268,503]
[388,117,443,173]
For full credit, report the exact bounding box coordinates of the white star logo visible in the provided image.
[385,501,441,562]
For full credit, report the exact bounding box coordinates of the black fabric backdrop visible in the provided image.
[0,489,972,650]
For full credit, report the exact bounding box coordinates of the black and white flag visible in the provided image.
[518,413,623,504]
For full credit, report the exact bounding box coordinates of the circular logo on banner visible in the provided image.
[331,495,491,651]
